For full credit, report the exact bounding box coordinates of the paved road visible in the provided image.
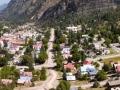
[71,80,107,89]
[21,28,58,90]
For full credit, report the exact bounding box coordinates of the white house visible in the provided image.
[66,73,76,81]
[93,42,101,50]
[61,46,71,54]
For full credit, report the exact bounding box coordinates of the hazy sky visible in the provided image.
[0,0,10,5]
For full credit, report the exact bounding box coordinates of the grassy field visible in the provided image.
[102,56,120,63]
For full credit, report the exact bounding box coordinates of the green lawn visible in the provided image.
[102,56,120,63]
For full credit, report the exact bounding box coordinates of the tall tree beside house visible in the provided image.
[62,69,66,80]
[24,46,32,55]
[93,80,100,88]
[28,39,34,49]
[56,80,71,90]
[42,38,49,44]
[72,53,81,63]
[55,55,64,71]
[21,55,34,66]
[0,57,8,67]
[80,51,86,63]
[37,51,48,64]
[103,63,111,72]
[95,70,107,81]
[40,67,47,80]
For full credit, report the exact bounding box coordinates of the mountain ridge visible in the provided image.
[0,3,8,12]
[0,0,120,26]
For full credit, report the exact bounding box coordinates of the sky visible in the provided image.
[0,0,10,5]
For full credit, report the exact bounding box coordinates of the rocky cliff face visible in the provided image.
[0,0,119,24]
[0,0,60,20]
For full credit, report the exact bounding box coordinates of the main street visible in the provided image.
[19,28,58,90]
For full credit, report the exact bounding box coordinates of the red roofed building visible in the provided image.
[64,63,76,70]
[83,61,91,65]
[1,79,13,85]
[116,65,120,73]
[33,43,42,50]
[20,72,33,77]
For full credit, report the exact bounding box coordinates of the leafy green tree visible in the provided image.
[49,88,55,90]
[24,46,32,55]
[82,74,88,80]
[21,55,34,66]
[40,67,47,80]
[53,44,60,52]
[37,51,48,64]
[80,51,86,63]
[95,70,107,81]
[0,57,8,67]
[105,38,111,47]
[71,48,78,54]
[56,80,71,90]
[93,81,100,88]
[72,53,81,63]
[42,38,48,44]
[103,63,111,72]
[62,70,66,80]
[44,44,48,51]
[59,36,66,43]
[55,55,63,71]
[78,86,83,90]
[66,68,71,72]
[28,39,34,49]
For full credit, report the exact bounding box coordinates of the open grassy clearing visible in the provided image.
[102,56,120,63]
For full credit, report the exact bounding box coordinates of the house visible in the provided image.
[93,42,101,50]
[0,54,5,57]
[83,61,91,65]
[66,73,76,81]
[64,63,76,70]
[116,65,120,73]
[66,26,78,33]
[1,79,12,85]
[17,72,32,86]
[60,43,65,49]
[79,65,98,76]
[33,42,43,52]
[62,53,72,60]
[102,48,110,55]
[113,63,120,72]
[20,72,33,77]
[61,46,71,54]
[82,35,90,39]
[66,25,82,33]
[17,79,29,86]
[88,51,96,57]
[108,80,120,90]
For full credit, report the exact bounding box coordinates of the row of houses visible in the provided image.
[64,61,98,81]
[0,71,33,86]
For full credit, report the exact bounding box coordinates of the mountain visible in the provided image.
[0,0,120,26]
[0,3,8,12]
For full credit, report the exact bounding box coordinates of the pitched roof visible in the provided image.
[64,63,75,70]
[20,76,31,81]
[66,76,76,81]
[20,72,33,77]
[83,61,91,65]
[108,80,120,86]
[117,65,120,72]
[1,79,12,85]
[17,79,29,84]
